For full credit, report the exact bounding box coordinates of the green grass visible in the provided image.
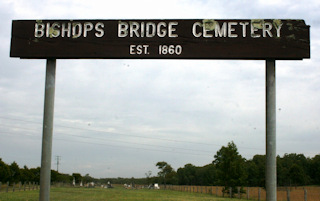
[0,187,242,201]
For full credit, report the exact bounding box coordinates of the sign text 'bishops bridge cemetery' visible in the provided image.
[10,19,309,59]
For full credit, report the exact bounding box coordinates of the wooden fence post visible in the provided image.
[230,187,232,198]
[247,187,250,200]
[216,186,218,196]
[238,187,241,199]
[13,182,15,192]
[258,188,261,201]
[6,182,9,192]
[304,188,307,201]
[287,187,291,201]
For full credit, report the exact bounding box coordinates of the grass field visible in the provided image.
[0,187,241,201]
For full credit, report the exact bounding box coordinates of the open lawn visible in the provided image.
[0,187,241,201]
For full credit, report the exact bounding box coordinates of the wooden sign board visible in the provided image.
[10,19,310,60]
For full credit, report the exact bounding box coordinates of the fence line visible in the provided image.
[160,185,320,201]
[0,181,39,193]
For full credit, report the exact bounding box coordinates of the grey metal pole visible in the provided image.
[266,59,277,201]
[39,59,56,201]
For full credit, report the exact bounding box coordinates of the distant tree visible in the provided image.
[72,173,82,184]
[51,170,60,182]
[177,163,196,185]
[195,164,216,186]
[20,165,35,183]
[310,155,320,185]
[277,155,287,186]
[156,161,176,185]
[10,161,21,183]
[288,163,306,186]
[167,170,178,185]
[247,155,265,187]
[145,171,152,185]
[83,173,95,184]
[213,141,247,194]
[57,173,72,183]
[0,158,11,182]
[29,167,41,182]
[278,153,310,186]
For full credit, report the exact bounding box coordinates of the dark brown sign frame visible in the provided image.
[10,19,310,60]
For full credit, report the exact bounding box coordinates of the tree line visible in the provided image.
[154,141,320,192]
[0,159,96,184]
[1,141,319,190]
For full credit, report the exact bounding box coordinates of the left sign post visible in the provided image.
[39,59,56,201]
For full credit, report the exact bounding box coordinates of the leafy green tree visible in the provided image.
[278,153,310,186]
[196,164,216,186]
[177,163,196,185]
[29,167,40,182]
[56,173,72,183]
[83,173,95,184]
[288,163,306,186]
[277,155,287,186]
[213,141,247,194]
[156,161,176,185]
[51,170,60,182]
[20,165,35,183]
[0,158,11,182]
[247,155,265,187]
[309,154,320,185]
[10,161,21,183]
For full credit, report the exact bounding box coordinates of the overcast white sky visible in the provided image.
[0,0,319,179]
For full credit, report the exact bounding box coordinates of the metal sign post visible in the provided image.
[39,59,56,201]
[266,59,276,201]
[9,19,310,201]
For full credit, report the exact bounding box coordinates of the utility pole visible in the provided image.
[55,156,61,172]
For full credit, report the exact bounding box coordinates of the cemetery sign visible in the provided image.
[10,19,309,60]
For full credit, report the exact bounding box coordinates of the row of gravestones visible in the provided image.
[0,182,39,192]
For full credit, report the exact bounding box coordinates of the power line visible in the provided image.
[61,132,214,154]
[53,137,213,157]
[0,121,262,156]
[1,116,220,146]
[0,116,263,151]
[0,129,213,157]
[2,128,318,159]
